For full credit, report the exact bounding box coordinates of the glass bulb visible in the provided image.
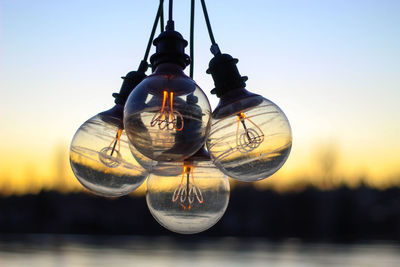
[129,144,182,176]
[70,106,148,197]
[146,150,230,234]
[207,91,292,182]
[124,63,211,162]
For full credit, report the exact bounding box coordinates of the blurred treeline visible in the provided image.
[0,186,399,242]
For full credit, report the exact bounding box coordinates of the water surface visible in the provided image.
[1,235,400,267]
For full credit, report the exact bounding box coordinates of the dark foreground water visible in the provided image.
[0,235,400,267]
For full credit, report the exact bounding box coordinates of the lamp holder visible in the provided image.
[150,25,190,70]
[207,53,248,98]
[112,60,148,105]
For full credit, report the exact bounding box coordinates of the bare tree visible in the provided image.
[314,141,340,190]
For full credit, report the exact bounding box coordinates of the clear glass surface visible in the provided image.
[207,96,292,181]
[129,144,182,176]
[146,159,230,234]
[70,114,148,197]
[124,63,211,162]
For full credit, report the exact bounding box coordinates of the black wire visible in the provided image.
[189,0,195,79]
[200,0,216,46]
[143,0,164,63]
[169,0,173,22]
[160,3,164,33]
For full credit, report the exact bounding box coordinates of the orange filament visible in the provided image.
[170,92,174,112]
[150,90,184,131]
[236,112,265,153]
[171,165,204,210]
[160,90,167,113]
[99,128,123,169]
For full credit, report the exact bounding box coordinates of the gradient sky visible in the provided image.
[1,0,400,194]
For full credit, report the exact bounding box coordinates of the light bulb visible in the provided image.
[129,143,183,177]
[70,69,149,197]
[124,30,211,162]
[206,54,292,182]
[70,106,149,197]
[146,148,230,234]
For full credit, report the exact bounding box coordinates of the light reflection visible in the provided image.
[1,236,400,267]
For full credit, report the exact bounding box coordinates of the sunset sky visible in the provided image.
[1,0,400,194]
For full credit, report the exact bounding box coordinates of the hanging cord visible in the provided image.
[140,0,165,71]
[166,0,174,30]
[169,0,173,21]
[200,0,221,55]
[189,0,195,79]
[160,2,165,33]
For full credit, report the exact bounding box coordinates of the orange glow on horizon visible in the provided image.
[0,137,399,196]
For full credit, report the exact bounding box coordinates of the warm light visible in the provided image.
[124,64,211,162]
[150,91,184,131]
[146,149,230,234]
[172,165,204,210]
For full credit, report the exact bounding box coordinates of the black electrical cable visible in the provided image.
[200,0,221,55]
[143,0,164,64]
[165,0,174,30]
[189,0,195,79]
[160,3,165,32]
[168,0,173,22]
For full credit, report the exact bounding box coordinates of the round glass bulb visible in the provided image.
[129,144,182,176]
[124,63,211,162]
[146,155,230,234]
[207,91,292,181]
[70,108,148,197]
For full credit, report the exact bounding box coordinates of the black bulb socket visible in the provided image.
[112,61,148,105]
[207,53,248,98]
[99,62,148,128]
[150,29,190,70]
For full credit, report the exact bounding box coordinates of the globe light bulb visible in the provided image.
[146,148,230,234]
[124,29,211,162]
[70,70,149,197]
[129,142,182,177]
[206,54,292,182]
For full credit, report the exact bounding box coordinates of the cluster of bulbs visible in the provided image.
[69,0,292,234]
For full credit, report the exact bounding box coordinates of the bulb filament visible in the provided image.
[151,91,184,131]
[236,112,264,153]
[172,165,204,210]
[99,128,123,168]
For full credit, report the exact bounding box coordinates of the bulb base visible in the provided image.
[207,53,248,98]
[212,88,263,120]
[112,64,147,105]
[150,30,190,70]
[98,105,124,129]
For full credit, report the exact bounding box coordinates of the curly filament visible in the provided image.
[172,166,203,210]
[99,128,123,168]
[236,112,265,153]
[151,91,184,131]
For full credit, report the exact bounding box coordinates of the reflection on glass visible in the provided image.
[124,64,211,162]
[207,96,292,182]
[146,151,230,234]
[70,113,148,197]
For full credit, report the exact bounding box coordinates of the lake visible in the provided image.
[1,235,400,266]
